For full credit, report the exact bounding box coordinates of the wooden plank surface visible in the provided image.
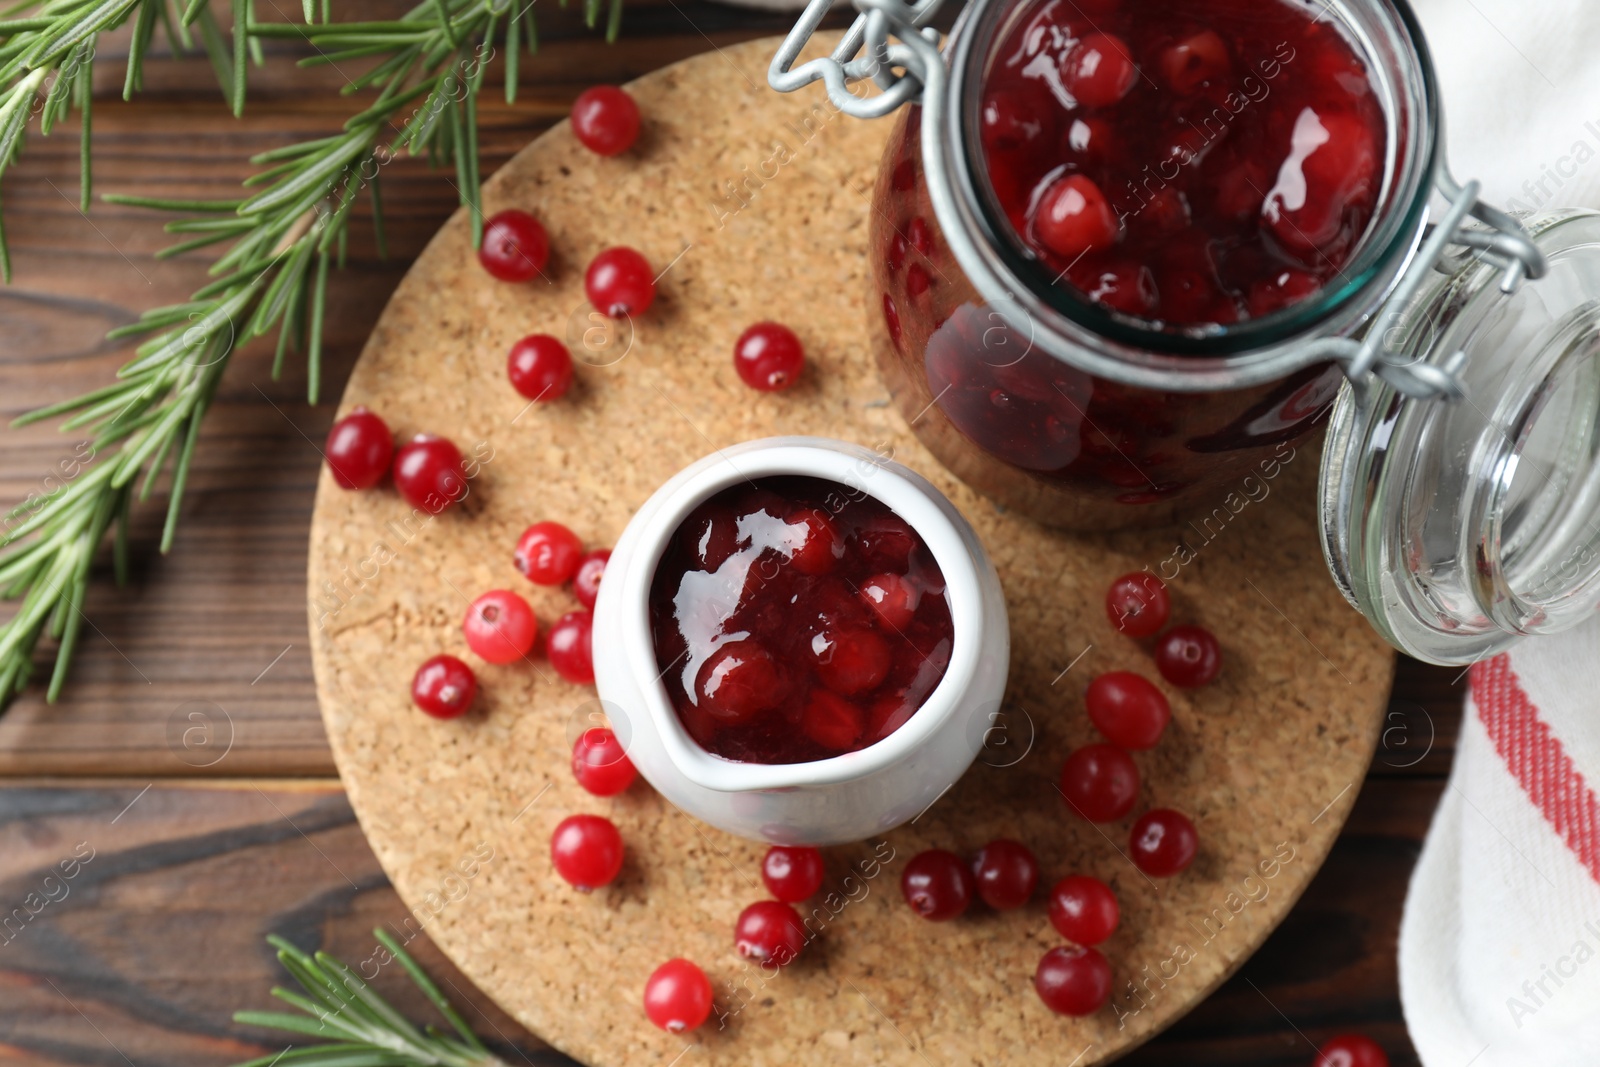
[0,2,1468,1064]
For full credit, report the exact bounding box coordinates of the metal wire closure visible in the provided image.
[768,0,1549,403]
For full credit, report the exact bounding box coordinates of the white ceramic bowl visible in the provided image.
[591,437,1009,845]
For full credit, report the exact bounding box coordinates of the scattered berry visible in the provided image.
[571,726,636,796]
[1060,743,1140,822]
[733,322,805,391]
[515,522,584,585]
[507,334,574,401]
[1313,1034,1390,1067]
[1154,625,1221,688]
[548,610,596,685]
[585,246,655,318]
[901,849,974,921]
[324,406,393,490]
[1129,808,1199,877]
[550,813,624,890]
[393,434,468,514]
[734,900,807,966]
[571,85,641,156]
[643,958,712,1033]
[411,655,477,718]
[1085,671,1171,749]
[1105,572,1170,638]
[761,845,825,902]
[572,549,611,609]
[478,209,549,283]
[463,589,538,664]
[1047,875,1119,946]
[1034,945,1112,1015]
[971,839,1038,910]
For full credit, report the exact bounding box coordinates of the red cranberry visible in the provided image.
[901,849,973,921]
[734,900,807,966]
[1154,624,1221,687]
[462,589,538,664]
[859,572,919,631]
[550,813,624,890]
[643,958,712,1033]
[1075,260,1156,315]
[1263,108,1379,256]
[1034,945,1112,1016]
[801,689,865,751]
[761,845,824,902]
[585,246,655,318]
[1060,743,1139,822]
[507,334,573,401]
[734,322,805,392]
[411,655,477,718]
[548,610,595,685]
[571,726,636,796]
[785,507,843,575]
[811,627,890,696]
[478,209,549,283]
[1314,1034,1390,1067]
[696,640,784,724]
[1061,32,1137,108]
[1249,268,1322,317]
[1047,875,1119,946]
[572,549,611,609]
[570,85,640,156]
[514,521,584,585]
[981,88,1054,153]
[971,839,1038,910]
[392,434,467,514]
[1104,572,1170,637]
[1035,175,1119,259]
[324,407,393,489]
[1158,30,1231,95]
[1129,808,1198,876]
[1085,671,1171,750]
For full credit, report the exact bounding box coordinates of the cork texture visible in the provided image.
[307,35,1394,1067]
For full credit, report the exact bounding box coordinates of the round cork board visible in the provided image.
[307,34,1394,1067]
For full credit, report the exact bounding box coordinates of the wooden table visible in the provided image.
[0,4,1463,1063]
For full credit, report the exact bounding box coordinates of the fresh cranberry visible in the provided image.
[462,589,538,664]
[801,689,865,751]
[507,334,573,401]
[1158,30,1231,94]
[548,610,595,685]
[1104,572,1170,637]
[762,845,824,902]
[570,85,640,156]
[1085,671,1171,749]
[1313,1034,1390,1067]
[1035,175,1119,259]
[514,522,584,585]
[324,407,393,489]
[643,958,712,1033]
[550,813,624,890]
[1154,624,1221,687]
[1061,33,1137,108]
[1060,743,1139,822]
[971,839,1038,909]
[572,549,611,609]
[734,900,807,966]
[571,727,636,795]
[1129,808,1199,876]
[411,655,476,718]
[696,640,785,724]
[859,572,920,631]
[585,246,655,318]
[392,434,467,514]
[1034,946,1112,1016]
[478,209,548,283]
[901,849,973,921]
[734,322,805,392]
[1047,875,1119,946]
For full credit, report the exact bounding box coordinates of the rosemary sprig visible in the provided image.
[0,0,621,709]
[232,930,509,1067]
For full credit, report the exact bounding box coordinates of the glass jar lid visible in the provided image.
[1320,209,1600,665]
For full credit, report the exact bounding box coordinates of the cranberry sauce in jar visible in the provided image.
[649,476,954,765]
[981,0,1385,326]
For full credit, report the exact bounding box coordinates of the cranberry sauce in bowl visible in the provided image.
[979,0,1387,330]
[648,476,954,765]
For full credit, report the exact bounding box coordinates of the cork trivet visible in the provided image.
[307,34,1393,1067]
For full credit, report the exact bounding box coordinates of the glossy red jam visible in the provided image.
[981,0,1385,326]
[649,477,953,764]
